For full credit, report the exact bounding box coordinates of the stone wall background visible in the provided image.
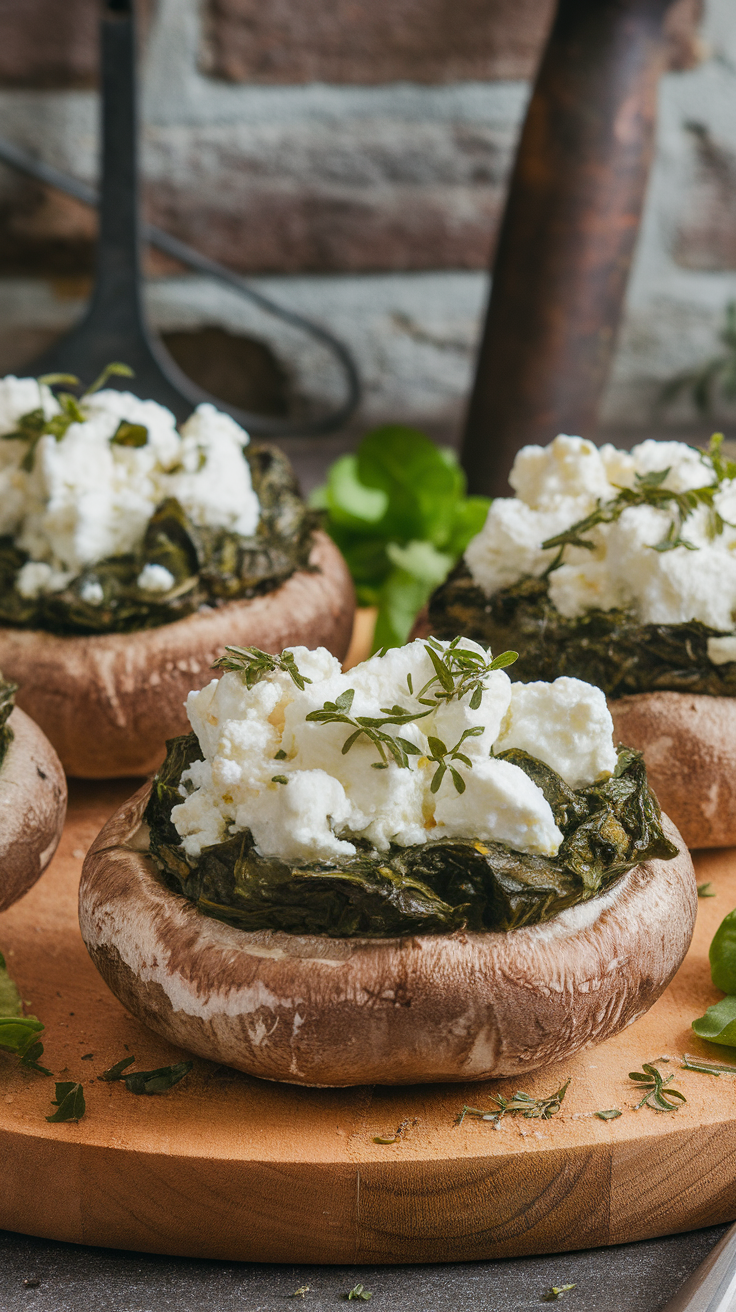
[0,0,733,461]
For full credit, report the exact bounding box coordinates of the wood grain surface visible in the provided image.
[1,780,736,1264]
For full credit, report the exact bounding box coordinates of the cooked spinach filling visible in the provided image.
[0,676,15,769]
[0,444,317,635]
[143,731,678,938]
[427,563,736,699]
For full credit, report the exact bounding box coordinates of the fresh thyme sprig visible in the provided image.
[540,434,736,572]
[305,638,516,790]
[426,726,484,793]
[456,1079,570,1126]
[416,635,518,710]
[305,688,430,771]
[628,1063,687,1112]
[212,646,313,691]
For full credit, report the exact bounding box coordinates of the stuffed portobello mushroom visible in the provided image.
[0,371,354,776]
[419,433,736,849]
[0,673,66,912]
[79,638,695,1086]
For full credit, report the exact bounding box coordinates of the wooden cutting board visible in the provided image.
[1,779,736,1265]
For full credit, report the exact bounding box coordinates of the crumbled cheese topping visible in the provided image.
[171,639,618,864]
[0,376,259,592]
[464,434,736,640]
[136,563,175,594]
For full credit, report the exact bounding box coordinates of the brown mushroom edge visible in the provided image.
[0,531,355,779]
[609,692,736,851]
[0,706,67,913]
[79,783,697,1087]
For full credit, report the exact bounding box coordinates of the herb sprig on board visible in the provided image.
[457,1079,570,1126]
[541,434,736,572]
[628,1064,686,1112]
[0,950,51,1075]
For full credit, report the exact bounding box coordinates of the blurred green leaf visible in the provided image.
[0,950,22,1017]
[314,426,491,650]
[709,907,736,993]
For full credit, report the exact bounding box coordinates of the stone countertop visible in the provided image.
[0,1225,727,1312]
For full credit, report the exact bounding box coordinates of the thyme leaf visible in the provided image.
[697,882,716,897]
[212,645,312,691]
[628,1063,686,1112]
[457,1078,570,1126]
[289,1287,311,1299]
[346,1285,372,1301]
[594,1108,622,1120]
[46,1081,85,1123]
[542,1285,576,1302]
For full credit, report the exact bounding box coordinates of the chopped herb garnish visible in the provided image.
[372,1135,398,1144]
[594,1108,622,1120]
[346,1286,372,1302]
[271,775,289,785]
[542,1285,576,1302]
[629,1063,686,1112]
[457,1079,570,1126]
[98,1055,136,1082]
[289,1287,311,1299]
[123,1061,193,1095]
[698,882,716,898]
[212,646,312,691]
[46,1081,85,1123]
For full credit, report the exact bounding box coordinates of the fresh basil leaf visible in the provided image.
[692,995,736,1046]
[46,1081,85,1122]
[0,1015,45,1057]
[124,1061,193,1095]
[710,909,736,993]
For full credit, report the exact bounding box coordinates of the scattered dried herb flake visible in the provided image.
[346,1285,373,1302]
[124,1061,193,1095]
[542,1285,576,1302]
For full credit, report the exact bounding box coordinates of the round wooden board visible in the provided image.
[2,780,736,1265]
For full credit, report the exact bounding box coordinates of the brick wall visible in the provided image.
[0,0,704,277]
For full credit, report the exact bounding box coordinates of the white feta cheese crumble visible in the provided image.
[0,378,260,592]
[171,639,618,864]
[464,433,736,644]
[136,563,175,593]
[707,636,736,666]
[79,578,104,606]
[494,678,618,790]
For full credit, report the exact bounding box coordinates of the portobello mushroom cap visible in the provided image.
[0,707,66,912]
[79,784,696,1087]
[609,692,736,850]
[0,531,354,779]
